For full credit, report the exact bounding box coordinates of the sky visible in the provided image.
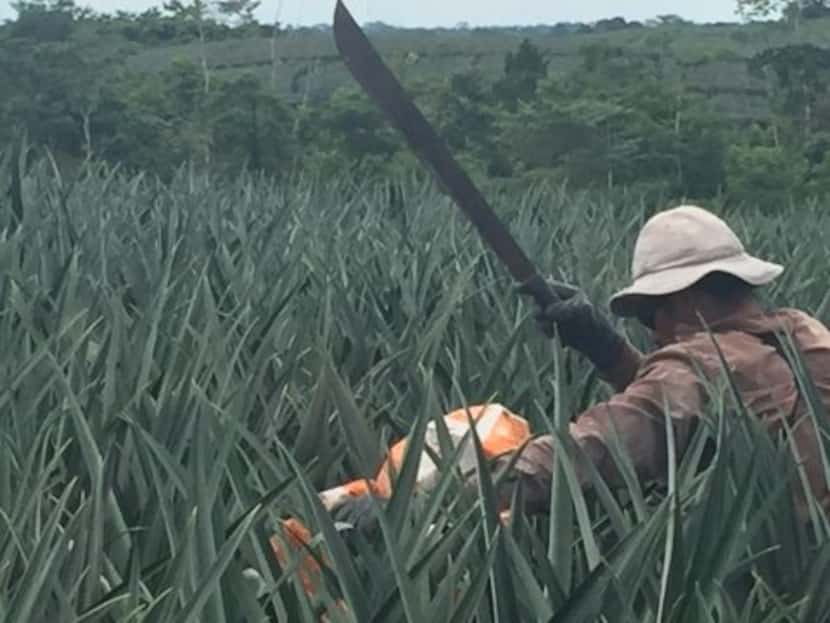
[0,0,743,26]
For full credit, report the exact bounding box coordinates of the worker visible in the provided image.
[508,204,830,516]
[315,204,830,537]
[330,205,830,528]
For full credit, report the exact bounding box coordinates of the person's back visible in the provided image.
[673,307,830,511]
[675,307,830,422]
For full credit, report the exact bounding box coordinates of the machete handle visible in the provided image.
[518,274,560,310]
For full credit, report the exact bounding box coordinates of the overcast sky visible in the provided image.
[0,0,742,26]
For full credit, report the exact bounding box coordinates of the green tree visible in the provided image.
[739,0,830,26]
[298,88,401,177]
[493,38,548,110]
[214,0,259,25]
[9,0,77,41]
[750,44,830,137]
[163,0,212,93]
[0,1,118,160]
[103,60,212,173]
[507,41,727,197]
[422,71,508,177]
[726,144,808,208]
[800,0,830,17]
[736,0,790,19]
[209,73,295,174]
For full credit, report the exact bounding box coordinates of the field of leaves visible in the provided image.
[2,154,830,622]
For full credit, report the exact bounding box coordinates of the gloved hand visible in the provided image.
[331,495,383,536]
[521,279,627,372]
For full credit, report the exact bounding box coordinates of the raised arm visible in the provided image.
[523,280,645,392]
[507,347,706,509]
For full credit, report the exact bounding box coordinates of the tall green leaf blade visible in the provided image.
[173,505,261,623]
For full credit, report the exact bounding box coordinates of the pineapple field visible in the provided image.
[3,153,830,622]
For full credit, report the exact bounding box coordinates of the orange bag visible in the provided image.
[269,404,531,603]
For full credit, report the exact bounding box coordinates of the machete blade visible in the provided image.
[332,0,556,309]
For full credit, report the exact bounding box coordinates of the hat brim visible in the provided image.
[609,253,784,318]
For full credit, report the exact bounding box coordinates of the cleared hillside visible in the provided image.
[127,17,830,119]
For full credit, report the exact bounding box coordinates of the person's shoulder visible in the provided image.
[637,338,710,379]
[771,307,830,341]
[773,307,826,327]
[650,331,718,359]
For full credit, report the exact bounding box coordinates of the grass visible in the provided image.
[1,153,830,621]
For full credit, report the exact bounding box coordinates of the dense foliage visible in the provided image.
[2,154,830,621]
[4,2,830,620]
[2,0,830,207]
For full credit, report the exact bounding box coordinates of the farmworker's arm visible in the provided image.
[597,340,645,392]
[507,348,706,510]
[523,280,644,392]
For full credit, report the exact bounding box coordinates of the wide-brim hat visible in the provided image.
[609,205,783,318]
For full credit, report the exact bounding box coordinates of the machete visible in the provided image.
[332,0,558,310]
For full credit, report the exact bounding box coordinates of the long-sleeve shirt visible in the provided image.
[515,306,830,515]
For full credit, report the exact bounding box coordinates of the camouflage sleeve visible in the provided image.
[511,346,706,498]
[597,340,646,392]
[570,346,706,486]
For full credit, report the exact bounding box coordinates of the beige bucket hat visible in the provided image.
[609,205,784,318]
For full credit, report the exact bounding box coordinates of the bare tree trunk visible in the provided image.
[198,18,210,95]
[195,0,211,167]
[270,0,284,88]
[269,27,278,87]
[793,3,802,36]
[81,110,93,159]
[673,155,683,190]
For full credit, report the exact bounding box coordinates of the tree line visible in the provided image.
[1,0,830,208]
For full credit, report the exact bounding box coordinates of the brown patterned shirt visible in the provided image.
[516,307,830,515]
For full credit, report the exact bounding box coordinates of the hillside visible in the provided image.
[127,17,830,118]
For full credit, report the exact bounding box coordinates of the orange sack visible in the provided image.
[270,403,531,598]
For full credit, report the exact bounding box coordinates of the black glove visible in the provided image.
[331,495,383,536]
[522,280,626,372]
